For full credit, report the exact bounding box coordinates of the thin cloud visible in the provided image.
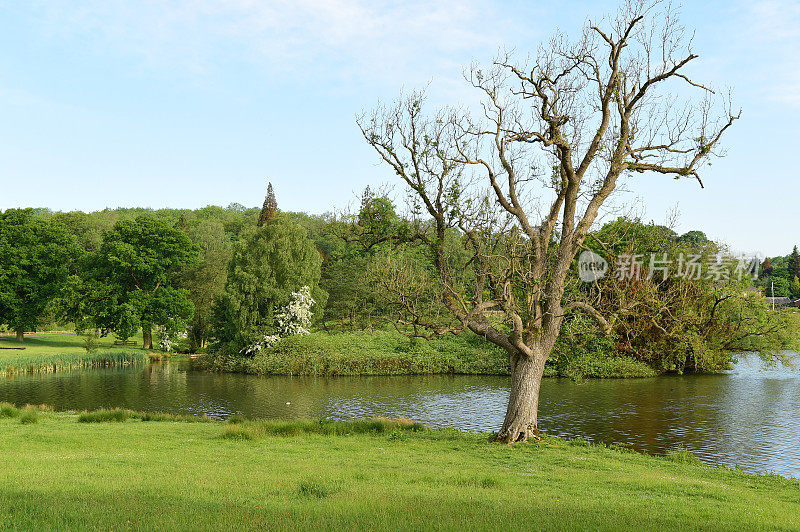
[31,0,531,93]
[736,0,800,105]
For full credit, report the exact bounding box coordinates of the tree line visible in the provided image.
[1,186,794,366]
[756,247,800,298]
[0,186,412,350]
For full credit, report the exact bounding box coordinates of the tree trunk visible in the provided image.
[142,325,153,350]
[496,351,547,443]
[15,327,24,342]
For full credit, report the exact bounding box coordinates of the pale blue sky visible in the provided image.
[0,1,798,255]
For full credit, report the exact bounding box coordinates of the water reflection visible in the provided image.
[1,355,797,478]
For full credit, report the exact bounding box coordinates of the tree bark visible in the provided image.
[142,325,153,350]
[15,327,24,342]
[496,350,547,442]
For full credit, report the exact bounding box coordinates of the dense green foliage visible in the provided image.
[0,209,80,339]
[210,214,326,353]
[0,411,797,530]
[61,215,199,348]
[2,201,796,378]
[316,189,405,331]
[195,329,510,376]
[757,244,800,298]
[180,220,232,350]
[579,217,798,373]
[195,328,657,379]
[549,324,656,378]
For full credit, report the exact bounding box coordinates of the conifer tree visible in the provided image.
[789,246,800,284]
[761,257,774,276]
[257,182,278,227]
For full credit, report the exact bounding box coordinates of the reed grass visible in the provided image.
[18,408,39,424]
[76,408,211,423]
[221,417,425,440]
[0,333,150,376]
[0,403,51,424]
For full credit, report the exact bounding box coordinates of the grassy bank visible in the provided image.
[0,332,149,376]
[196,330,509,376]
[195,329,656,378]
[0,410,797,530]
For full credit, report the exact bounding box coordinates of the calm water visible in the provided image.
[1,355,798,478]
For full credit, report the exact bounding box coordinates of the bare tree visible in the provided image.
[357,1,739,442]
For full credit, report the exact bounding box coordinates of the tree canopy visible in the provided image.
[0,209,80,340]
[71,215,199,348]
[212,214,326,352]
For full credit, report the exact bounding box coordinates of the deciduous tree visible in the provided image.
[72,216,199,348]
[0,209,80,341]
[359,1,738,441]
[179,220,232,350]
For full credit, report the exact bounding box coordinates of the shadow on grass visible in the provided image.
[0,333,146,354]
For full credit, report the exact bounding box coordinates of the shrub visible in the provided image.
[548,329,655,379]
[78,408,130,423]
[19,408,38,424]
[82,332,99,354]
[561,354,656,380]
[0,402,20,418]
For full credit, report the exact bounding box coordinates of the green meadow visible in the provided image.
[0,332,148,375]
[0,409,797,531]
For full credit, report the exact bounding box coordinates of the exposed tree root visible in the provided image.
[494,424,541,444]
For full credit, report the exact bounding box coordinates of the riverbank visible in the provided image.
[195,330,656,378]
[0,333,149,376]
[0,408,797,530]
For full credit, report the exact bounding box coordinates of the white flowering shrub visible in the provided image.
[241,286,315,355]
[156,323,187,352]
[241,334,281,356]
[275,286,315,337]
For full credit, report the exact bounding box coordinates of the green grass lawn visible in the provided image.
[0,411,797,530]
[0,332,148,375]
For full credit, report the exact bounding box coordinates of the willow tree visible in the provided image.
[358,1,738,442]
[211,214,326,352]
